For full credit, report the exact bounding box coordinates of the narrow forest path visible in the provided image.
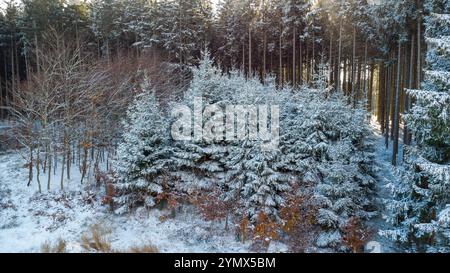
[368,121,401,253]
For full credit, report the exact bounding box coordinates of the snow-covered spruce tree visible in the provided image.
[113,78,172,214]
[171,51,229,193]
[381,0,450,252]
[223,74,291,222]
[314,99,377,251]
[215,66,376,245]
[225,137,291,222]
[170,52,291,221]
[277,82,376,251]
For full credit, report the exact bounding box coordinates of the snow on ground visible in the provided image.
[367,119,401,253]
[0,150,274,253]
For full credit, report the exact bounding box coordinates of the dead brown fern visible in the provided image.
[126,244,159,253]
[41,239,67,253]
[80,223,112,253]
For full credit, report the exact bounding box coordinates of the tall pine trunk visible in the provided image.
[329,33,333,85]
[248,27,252,75]
[392,41,402,165]
[379,64,386,131]
[417,12,422,88]
[363,41,368,102]
[279,33,282,86]
[368,64,375,113]
[385,60,392,148]
[311,31,315,78]
[10,35,15,96]
[351,27,356,105]
[404,35,415,148]
[343,58,347,94]
[293,26,296,86]
[337,21,342,93]
[263,33,267,80]
[299,39,303,85]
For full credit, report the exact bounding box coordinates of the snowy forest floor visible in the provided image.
[0,121,403,253]
[0,150,288,253]
[367,119,403,253]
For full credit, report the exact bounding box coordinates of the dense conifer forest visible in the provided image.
[0,0,448,253]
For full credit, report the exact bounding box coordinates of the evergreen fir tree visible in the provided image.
[381,0,450,252]
[223,75,291,222]
[113,78,172,214]
[171,51,228,192]
[277,78,376,250]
